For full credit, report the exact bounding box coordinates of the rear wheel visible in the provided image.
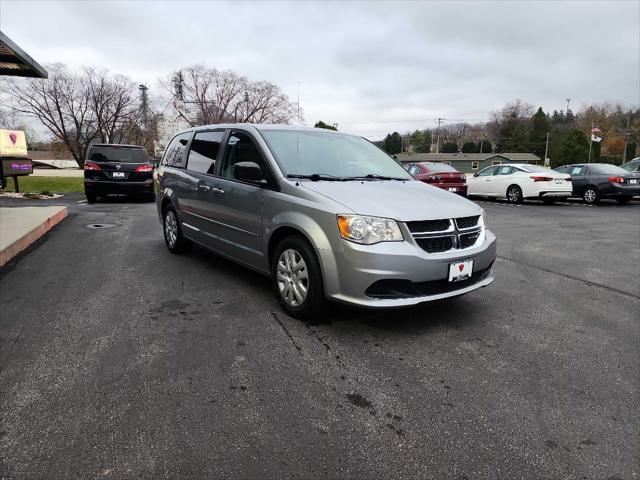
[616,197,631,204]
[506,185,523,204]
[583,187,600,204]
[271,235,326,320]
[542,198,556,205]
[163,205,189,253]
[85,191,97,203]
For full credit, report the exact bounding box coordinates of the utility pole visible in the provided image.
[139,84,149,130]
[436,118,445,153]
[588,123,594,163]
[621,117,630,165]
[544,131,550,167]
[566,98,571,114]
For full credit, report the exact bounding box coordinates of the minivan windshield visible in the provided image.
[88,146,149,163]
[261,130,412,180]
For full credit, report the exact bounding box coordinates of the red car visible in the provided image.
[404,162,467,196]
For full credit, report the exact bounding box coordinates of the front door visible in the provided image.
[468,166,497,195]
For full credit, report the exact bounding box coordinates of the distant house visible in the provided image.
[395,152,542,174]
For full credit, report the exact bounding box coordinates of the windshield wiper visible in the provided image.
[287,173,351,181]
[348,174,408,181]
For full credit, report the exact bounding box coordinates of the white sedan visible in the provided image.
[467,164,572,204]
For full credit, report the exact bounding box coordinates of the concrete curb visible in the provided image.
[0,207,68,267]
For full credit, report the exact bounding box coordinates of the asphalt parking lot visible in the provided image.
[0,194,638,480]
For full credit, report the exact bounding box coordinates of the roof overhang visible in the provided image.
[0,31,48,78]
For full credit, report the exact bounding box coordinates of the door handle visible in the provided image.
[198,184,211,192]
[211,187,225,195]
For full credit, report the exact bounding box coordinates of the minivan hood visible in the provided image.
[300,180,482,221]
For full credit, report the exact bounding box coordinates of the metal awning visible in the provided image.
[0,31,47,78]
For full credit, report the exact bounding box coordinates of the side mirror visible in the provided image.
[392,154,398,160]
[473,172,479,177]
[234,161,264,183]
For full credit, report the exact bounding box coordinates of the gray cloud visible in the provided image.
[1,0,638,139]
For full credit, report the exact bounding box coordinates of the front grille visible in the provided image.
[459,231,481,249]
[407,219,451,233]
[456,215,480,229]
[365,263,493,299]
[415,236,454,253]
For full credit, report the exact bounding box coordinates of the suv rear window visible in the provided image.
[88,146,148,163]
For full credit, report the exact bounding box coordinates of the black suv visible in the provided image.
[84,144,154,203]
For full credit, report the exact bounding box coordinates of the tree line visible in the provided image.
[1,63,299,167]
[379,100,639,166]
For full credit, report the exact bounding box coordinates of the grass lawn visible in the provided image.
[2,176,84,193]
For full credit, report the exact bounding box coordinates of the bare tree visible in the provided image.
[5,64,158,167]
[163,64,298,127]
[5,64,96,166]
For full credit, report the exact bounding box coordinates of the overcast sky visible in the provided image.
[1,0,639,139]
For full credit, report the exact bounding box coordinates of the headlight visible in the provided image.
[337,214,403,245]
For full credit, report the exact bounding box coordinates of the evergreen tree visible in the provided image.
[529,107,550,159]
[461,142,476,153]
[554,128,589,167]
[477,139,493,153]
[441,141,458,153]
[625,141,637,162]
[383,132,402,154]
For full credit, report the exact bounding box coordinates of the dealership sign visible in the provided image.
[0,129,28,157]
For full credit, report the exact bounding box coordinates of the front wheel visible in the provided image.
[583,187,600,204]
[272,236,326,320]
[506,185,524,204]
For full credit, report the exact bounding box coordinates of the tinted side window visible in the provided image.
[162,132,191,168]
[570,166,585,176]
[187,131,224,174]
[221,131,270,182]
[555,166,569,174]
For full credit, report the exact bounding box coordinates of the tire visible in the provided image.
[506,185,524,204]
[271,235,327,320]
[85,191,97,203]
[163,204,190,253]
[542,198,556,205]
[583,187,600,204]
[0,177,6,190]
[616,197,631,204]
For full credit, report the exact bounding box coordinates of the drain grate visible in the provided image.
[86,223,117,230]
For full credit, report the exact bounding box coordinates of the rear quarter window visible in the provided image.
[162,132,192,168]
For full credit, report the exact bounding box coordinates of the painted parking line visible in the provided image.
[77,200,87,204]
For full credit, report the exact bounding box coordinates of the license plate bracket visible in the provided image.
[449,259,474,282]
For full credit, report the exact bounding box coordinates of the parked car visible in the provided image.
[84,144,154,203]
[621,157,640,173]
[403,162,467,196]
[554,163,640,204]
[467,164,572,204]
[156,125,496,319]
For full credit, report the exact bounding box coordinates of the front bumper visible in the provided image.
[320,229,497,307]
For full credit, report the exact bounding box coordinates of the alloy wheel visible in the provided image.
[507,186,521,203]
[584,189,597,203]
[164,210,178,248]
[276,249,309,307]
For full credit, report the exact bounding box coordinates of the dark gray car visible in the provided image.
[155,125,496,319]
[554,163,640,204]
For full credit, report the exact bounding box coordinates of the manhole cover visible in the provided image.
[86,223,117,230]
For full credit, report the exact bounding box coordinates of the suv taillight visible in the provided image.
[135,164,153,173]
[84,161,101,171]
[608,176,625,183]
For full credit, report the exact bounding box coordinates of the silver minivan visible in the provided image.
[156,125,496,319]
